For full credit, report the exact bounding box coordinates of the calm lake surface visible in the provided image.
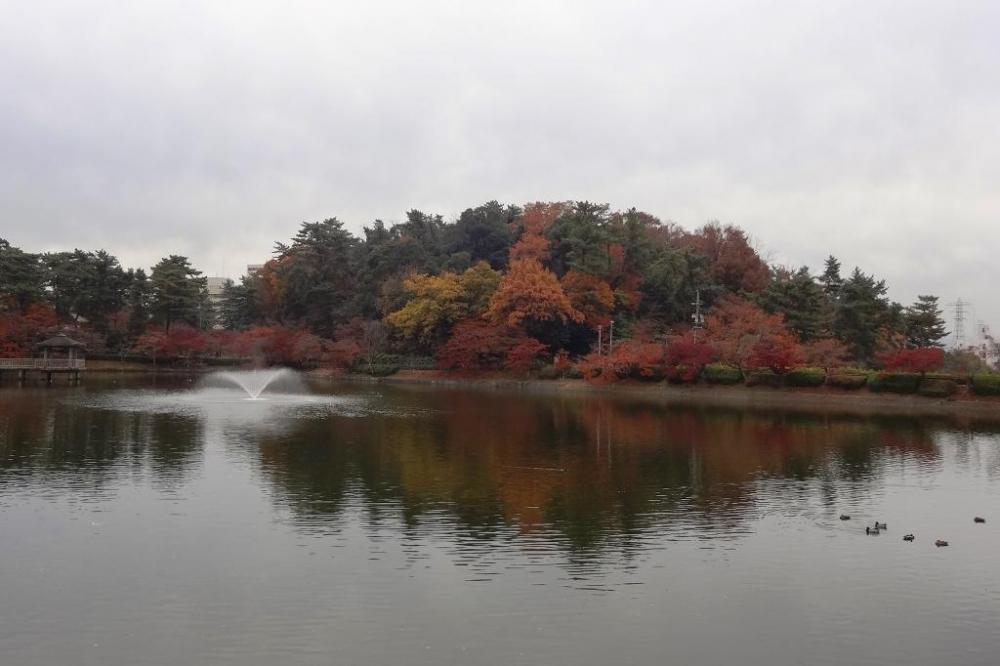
[2,376,1000,666]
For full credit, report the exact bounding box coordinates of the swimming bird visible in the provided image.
[839,514,851,521]
[903,534,915,542]
[866,526,880,535]
[935,540,949,547]
[874,521,887,530]
[974,517,986,523]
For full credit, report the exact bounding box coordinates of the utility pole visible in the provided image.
[691,289,704,341]
[597,325,603,356]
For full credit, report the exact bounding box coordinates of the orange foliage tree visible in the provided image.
[485,258,583,328]
[560,270,614,327]
[508,202,564,262]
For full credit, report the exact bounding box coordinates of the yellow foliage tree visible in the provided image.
[387,262,501,344]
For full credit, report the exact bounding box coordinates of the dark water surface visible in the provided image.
[2,376,1000,665]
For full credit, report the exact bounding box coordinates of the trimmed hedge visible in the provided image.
[704,364,743,385]
[868,372,921,394]
[785,367,827,387]
[925,372,968,385]
[537,365,561,380]
[827,371,868,390]
[918,378,958,398]
[746,369,782,387]
[972,373,1000,396]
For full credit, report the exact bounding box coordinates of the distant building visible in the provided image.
[246,264,265,277]
[205,277,230,329]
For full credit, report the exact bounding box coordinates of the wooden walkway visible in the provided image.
[0,358,85,384]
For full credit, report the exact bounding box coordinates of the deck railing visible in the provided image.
[0,358,86,370]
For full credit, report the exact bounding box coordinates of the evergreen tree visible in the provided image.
[818,255,843,297]
[905,295,948,348]
[269,218,358,335]
[126,269,150,337]
[0,239,45,312]
[756,266,827,341]
[546,201,613,277]
[447,201,519,270]
[150,255,208,331]
[833,267,893,362]
[219,276,259,330]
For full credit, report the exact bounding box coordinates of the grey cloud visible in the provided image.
[2,0,998,332]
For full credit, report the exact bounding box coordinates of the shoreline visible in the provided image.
[52,362,1000,421]
[327,371,1000,422]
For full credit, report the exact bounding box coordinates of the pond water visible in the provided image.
[2,376,1000,665]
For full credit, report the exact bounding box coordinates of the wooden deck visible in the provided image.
[0,358,86,370]
[0,358,85,384]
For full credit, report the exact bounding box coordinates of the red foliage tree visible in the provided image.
[681,223,770,293]
[437,320,547,375]
[664,334,717,383]
[879,347,945,374]
[132,324,207,362]
[747,330,803,374]
[0,303,59,357]
[704,296,801,372]
[506,337,548,374]
[802,337,852,371]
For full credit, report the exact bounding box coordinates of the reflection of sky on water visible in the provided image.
[4,381,1000,665]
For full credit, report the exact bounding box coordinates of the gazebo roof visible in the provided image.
[37,334,86,349]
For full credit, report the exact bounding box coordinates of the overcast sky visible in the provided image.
[2,1,998,337]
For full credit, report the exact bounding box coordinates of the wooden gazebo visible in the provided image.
[37,334,87,365]
[0,334,87,384]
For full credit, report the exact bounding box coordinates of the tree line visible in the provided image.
[0,200,978,375]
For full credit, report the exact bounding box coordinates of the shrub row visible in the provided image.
[972,373,1000,396]
[703,363,743,385]
[785,367,827,387]
[867,372,922,394]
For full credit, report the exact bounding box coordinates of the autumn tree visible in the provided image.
[560,270,614,327]
[879,347,945,374]
[509,202,564,262]
[664,333,717,382]
[387,262,501,346]
[485,258,582,329]
[437,320,546,374]
[704,296,800,371]
[681,223,770,294]
[801,337,851,372]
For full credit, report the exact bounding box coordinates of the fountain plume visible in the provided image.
[201,368,303,399]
